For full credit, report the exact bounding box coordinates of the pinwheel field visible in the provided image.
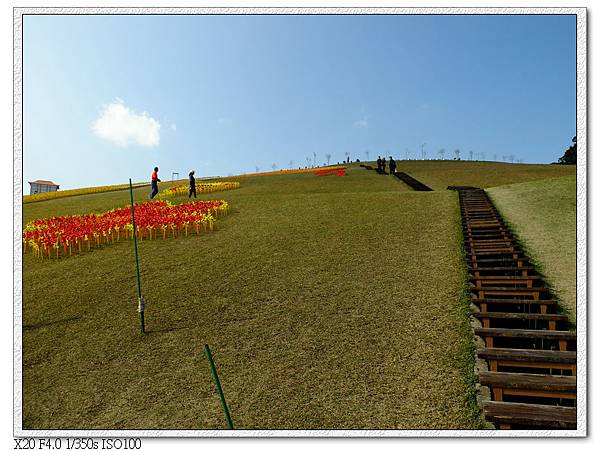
[21,162,576,430]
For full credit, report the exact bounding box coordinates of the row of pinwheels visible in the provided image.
[314,168,348,176]
[23,182,149,204]
[156,181,240,199]
[23,200,229,259]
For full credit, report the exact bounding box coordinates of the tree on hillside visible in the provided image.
[325,153,332,165]
[558,136,577,164]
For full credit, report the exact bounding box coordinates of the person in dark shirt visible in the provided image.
[381,157,387,174]
[150,167,161,199]
[389,156,396,175]
[377,156,382,171]
[189,170,197,199]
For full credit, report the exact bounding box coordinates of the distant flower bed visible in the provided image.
[23,182,148,204]
[156,182,240,199]
[229,165,347,178]
[23,200,229,259]
[314,168,348,177]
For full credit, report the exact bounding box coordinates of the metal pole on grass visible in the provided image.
[129,178,145,334]
[204,344,234,429]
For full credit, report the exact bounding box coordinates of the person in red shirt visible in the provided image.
[150,166,161,199]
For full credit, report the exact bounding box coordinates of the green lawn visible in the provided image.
[388,160,575,190]
[22,166,482,429]
[488,175,577,323]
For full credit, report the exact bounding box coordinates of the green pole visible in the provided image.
[129,179,145,334]
[204,344,234,429]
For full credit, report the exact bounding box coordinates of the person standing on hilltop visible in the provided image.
[188,170,197,199]
[150,166,161,199]
[377,156,382,171]
[381,157,387,174]
[389,156,396,175]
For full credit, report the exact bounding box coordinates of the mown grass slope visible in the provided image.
[22,166,482,429]
[488,175,577,322]
[390,160,575,191]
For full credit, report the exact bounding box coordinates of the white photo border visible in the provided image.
[13,6,587,438]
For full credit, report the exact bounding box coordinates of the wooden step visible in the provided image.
[466,243,519,250]
[474,328,576,340]
[464,222,504,228]
[479,371,576,399]
[466,239,518,245]
[472,297,557,314]
[474,311,568,322]
[464,229,511,236]
[479,371,576,402]
[478,348,576,373]
[478,348,576,364]
[471,297,557,305]
[483,401,576,429]
[471,286,549,301]
[472,268,536,278]
[474,327,576,350]
[447,185,479,190]
[463,216,501,221]
[470,266,535,272]
[470,276,543,289]
[465,234,512,240]
[474,311,568,329]
[470,257,530,264]
[465,238,518,244]
[467,249,524,255]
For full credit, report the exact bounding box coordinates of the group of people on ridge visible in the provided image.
[149,166,197,200]
[377,156,396,175]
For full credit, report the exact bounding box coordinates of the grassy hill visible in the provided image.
[21,162,576,430]
[488,175,577,322]
[392,160,575,190]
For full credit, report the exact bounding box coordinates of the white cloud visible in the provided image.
[92,98,160,147]
[353,116,368,128]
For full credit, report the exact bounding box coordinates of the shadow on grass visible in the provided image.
[145,325,192,334]
[23,316,81,331]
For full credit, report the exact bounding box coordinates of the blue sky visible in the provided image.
[23,14,576,190]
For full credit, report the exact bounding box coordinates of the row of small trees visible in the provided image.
[254,135,578,172]
[257,149,525,172]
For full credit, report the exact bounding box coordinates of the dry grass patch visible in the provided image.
[388,160,575,191]
[488,175,577,323]
[22,166,481,429]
